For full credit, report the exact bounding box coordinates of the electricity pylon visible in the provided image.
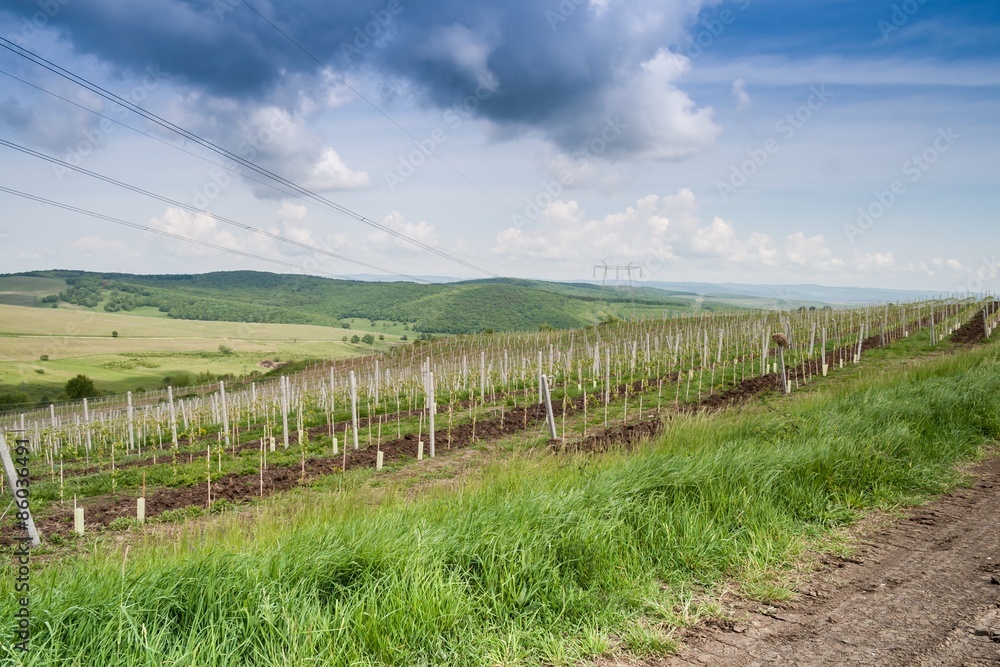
[594,262,642,321]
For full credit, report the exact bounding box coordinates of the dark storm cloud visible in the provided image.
[2,0,718,157]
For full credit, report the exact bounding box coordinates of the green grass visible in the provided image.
[0,303,400,403]
[341,318,412,337]
[2,341,998,665]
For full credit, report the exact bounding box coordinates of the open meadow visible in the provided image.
[0,303,403,400]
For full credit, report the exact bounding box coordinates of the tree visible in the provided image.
[111,330,119,338]
[350,334,360,344]
[65,374,98,399]
[361,333,375,345]
[0,392,29,408]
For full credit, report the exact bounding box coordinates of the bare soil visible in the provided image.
[651,454,1000,667]
[951,304,998,346]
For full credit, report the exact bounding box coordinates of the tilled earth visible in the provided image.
[656,454,1000,667]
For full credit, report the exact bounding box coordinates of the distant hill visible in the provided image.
[2,270,719,335]
[641,281,942,305]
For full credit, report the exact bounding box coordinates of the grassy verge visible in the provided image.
[2,341,999,665]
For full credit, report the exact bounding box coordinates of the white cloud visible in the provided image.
[148,208,270,257]
[303,148,373,192]
[165,100,372,200]
[689,217,738,257]
[732,78,752,112]
[492,188,784,269]
[492,189,930,281]
[607,50,722,159]
[540,145,601,190]
[785,232,844,271]
[277,202,308,222]
[367,211,438,251]
[931,257,965,270]
[416,24,498,85]
[854,251,896,272]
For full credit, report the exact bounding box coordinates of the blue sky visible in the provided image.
[0,0,998,290]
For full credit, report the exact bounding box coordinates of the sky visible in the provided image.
[0,0,998,291]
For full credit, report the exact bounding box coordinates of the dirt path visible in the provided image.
[657,455,1000,666]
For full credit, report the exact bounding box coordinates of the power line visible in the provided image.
[0,67,539,274]
[238,0,521,221]
[0,67,307,202]
[0,138,427,282]
[0,184,364,278]
[0,37,499,277]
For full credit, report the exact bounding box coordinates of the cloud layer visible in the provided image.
[6,0,720,159]
[491,188,969,283]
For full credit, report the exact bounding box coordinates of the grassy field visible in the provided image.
[0,303,402,399]
[0,275,66,308]
[0,326,995,665]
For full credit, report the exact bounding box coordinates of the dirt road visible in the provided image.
[661,455,1000,666]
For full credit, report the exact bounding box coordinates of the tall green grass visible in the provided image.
[2,345,999,665]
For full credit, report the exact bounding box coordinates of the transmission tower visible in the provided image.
[594,261,643,320]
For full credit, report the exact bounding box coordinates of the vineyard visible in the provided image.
[2,297,996,542]
[0,296,999,665]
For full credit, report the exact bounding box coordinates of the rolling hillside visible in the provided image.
[3,270,715,334]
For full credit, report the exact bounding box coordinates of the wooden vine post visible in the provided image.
[772,333,790,394]
[0,431,40,546]
[167,386,179,450]
[280,376,290,450]
[349,370,360,451]
[219,381,231,449]
[428,371,436,458]
[541,375,558,441]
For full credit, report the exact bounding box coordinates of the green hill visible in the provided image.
[2,270,719,334]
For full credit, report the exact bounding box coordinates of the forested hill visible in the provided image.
[13,270,709,334]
